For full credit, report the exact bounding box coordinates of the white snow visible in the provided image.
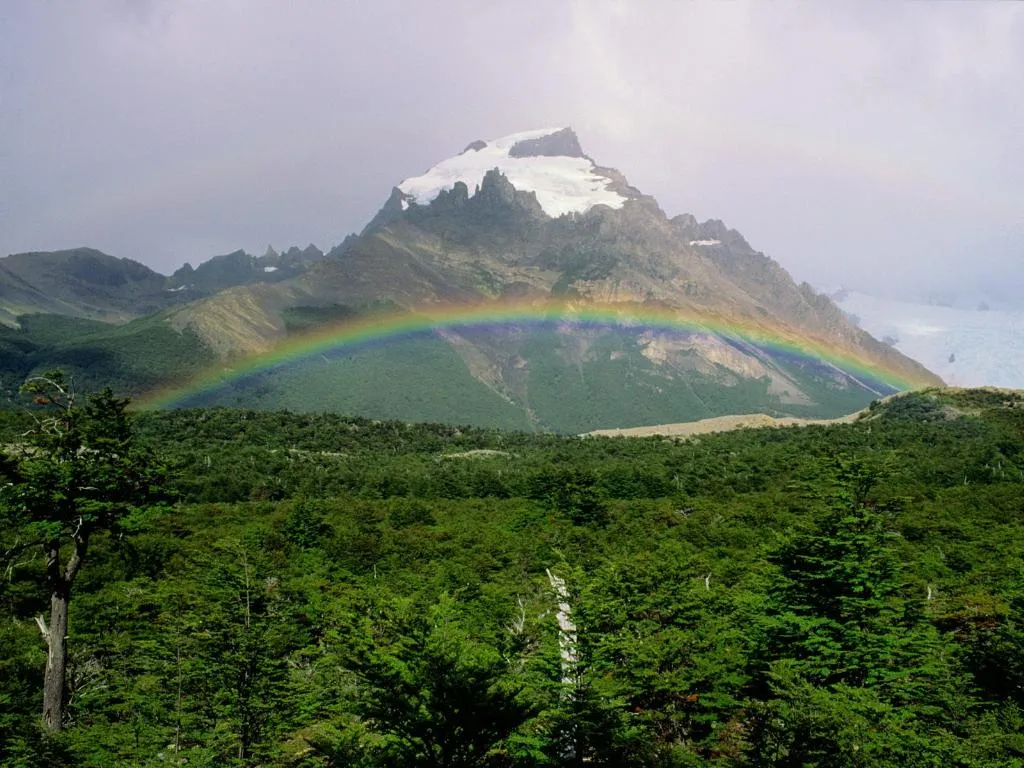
[836,290,1024,388]
[689,239,721,246]
[263,266,278,273]
[398,127,628,218]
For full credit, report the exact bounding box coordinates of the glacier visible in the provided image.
[835,291,1024,388]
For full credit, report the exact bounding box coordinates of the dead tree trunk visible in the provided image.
[38,531,88,732]
[40,579,70,731]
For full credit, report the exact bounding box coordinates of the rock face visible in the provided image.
[508,127,589,160]
[166,245,328,295]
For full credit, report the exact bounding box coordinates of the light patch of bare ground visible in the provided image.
[438,449,512,460]
[586,411,860,438]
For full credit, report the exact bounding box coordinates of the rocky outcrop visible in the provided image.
[508,127,589,160]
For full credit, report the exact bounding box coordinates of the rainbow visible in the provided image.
[140,299,925,409]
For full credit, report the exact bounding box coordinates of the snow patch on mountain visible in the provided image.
[835,290,1024,388]
[398,127,627,218]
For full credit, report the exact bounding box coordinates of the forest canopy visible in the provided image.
[0,388,1022,766]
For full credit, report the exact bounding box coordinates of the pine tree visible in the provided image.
[334,594,534,767]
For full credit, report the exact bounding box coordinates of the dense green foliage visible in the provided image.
[0,314,214,397]
[1,388,1023,765]
[1,374,171,736]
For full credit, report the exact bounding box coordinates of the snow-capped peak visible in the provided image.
[398,127,628,218]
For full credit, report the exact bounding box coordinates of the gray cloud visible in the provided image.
[1,1,1021,300]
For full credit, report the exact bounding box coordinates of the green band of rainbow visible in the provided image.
[139,299,925,409]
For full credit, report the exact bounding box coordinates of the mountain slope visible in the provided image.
[0,248,173,325]
[0,244,333,328]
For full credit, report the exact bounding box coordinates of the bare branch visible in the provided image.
[63,532,89,584]
[22,375,73,411]
[3,537,46,580]
[505,596,526,637]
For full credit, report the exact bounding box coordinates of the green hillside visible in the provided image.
[1,312,890,432]
[0,313,214,397]
[174,324,892,433]
[193,333,534,432]
[0,248,174,324]
[2,388,1023,765]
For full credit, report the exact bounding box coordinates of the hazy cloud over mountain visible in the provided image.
[2,1,1021,300]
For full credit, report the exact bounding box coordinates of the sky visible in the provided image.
[1,1,1021,301]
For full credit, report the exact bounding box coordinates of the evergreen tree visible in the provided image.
[330,594,535,767]
[0,373,168,732]
[752,457,972,765]
[768,458,902,686]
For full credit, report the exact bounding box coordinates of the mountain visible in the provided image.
[1,128,940,430]
[0,243,333,328]
[168,244,328,296]
[0,248,173,325]
[0,245,329,398]
[148,128,937,430]
[834,289,1024,388]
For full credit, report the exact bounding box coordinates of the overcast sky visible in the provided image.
[2,1,1021,300]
